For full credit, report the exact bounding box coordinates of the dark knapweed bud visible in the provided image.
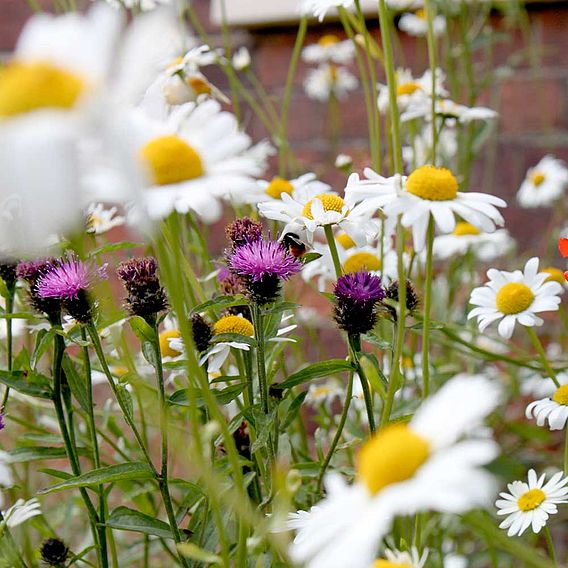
[190,313,213,353]
[117,257,168,319]
[333,271,385,335]
[225,217,263,250]
[0,259,18,292]
[17,258,61,323]
[40,538,70,566]
[384,279,420,320]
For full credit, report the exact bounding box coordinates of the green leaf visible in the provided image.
[169,384,247,408]
[128,316,156,345]
[61,355,90,413]
[264,301,300,315]
[273,360,355,391]
[31,329,56,369]
[177,543,222,565]
[38,468,73,481]
[358,353,387,398]
[9,446,87,463]
[281,391,307,431]
[251,407,277,454]
[116,383,134,422]
[192,295,248,314]
[0,370,52,399]
[105,506,173,539]
[361,333,391,350]
[88,241,144,257]
[301,252,322,264]
[38,462,155,495]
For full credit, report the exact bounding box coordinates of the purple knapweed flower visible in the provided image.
[333,271,385,335]
[17,258,61,322]
[225,217,263,250]
[0,412,5,431]
[227,238,302,305]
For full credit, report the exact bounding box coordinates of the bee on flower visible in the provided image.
[85,203,126,235]
[517,155,568,208]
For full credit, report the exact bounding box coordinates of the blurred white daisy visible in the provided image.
[241,173,330,205]
[290,374,500,568]
[517,155,568,208]
[521,370,568,399]
[302,34,355,65]
[335,153,353,171]
[374,547,428,567]
[299,0,355,21]
[402,124,457,169]
[468,257,563,339]
[85,203,125,234]
[398,9,446,37]
[303,63,358,102]
[306,380,343,407]
[232,47,251,71]
[433,224,514,262]
[496,469,568,537]
[2,498,42,528]
[526,382,568,430]
[103,0,171,10]
[402,98,497,124]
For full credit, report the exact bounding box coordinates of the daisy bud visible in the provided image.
[225,217,263,250]
[190,313,213,353]
[117,257,168,320]
[227,238,302,305]
[0,259,18,292]
[384,279,421,320]
[40,538,70,566]
[17,258,61,323]
[333,271,385,334]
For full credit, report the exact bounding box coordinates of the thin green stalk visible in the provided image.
[1,292,14,409]
[564,426,568,475]
[421,218,435,399]
[0,511,29,568]
[316,371,354,495]
[324,224,343,279]
[348,334,376,433]
[525,327,559,387]
[423,0,438,163]
[543,526,557,565]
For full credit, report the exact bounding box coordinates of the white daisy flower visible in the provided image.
[374,547,428,567]
[0,451,13,508]
[335,153,353,171]
[0,3,181,254]
[398,10,446,37]
[517,155,568,208]
[259,190,378,247]
[402,98,497,124]
[306,380,343,407]
[303,63,358,103]
[496,469,568,537]
[103,0,171,11]
[232,47,251,71]
[526,381,568,430]
[240,172,331,205]
[290,374,500,568]
[520,370,568,399]
[378,68,448,114]
[403,124,457,169]
[299,0,355,21]
[468,257,563,339]
[443,554,467,568]
[131,99,268,223]
[85,203,125,234]
[302,34,355,65]
[2,498,42,528]
[433,224,514,262]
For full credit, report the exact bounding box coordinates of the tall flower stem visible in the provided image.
[421,218,435,399]
[564,427,568,475]
[316,371,354,495]
[525,327,560,387]
[423,0,438,163]
[348,334,376,433]
[1,292,15,409]
[543,525,557,565]
[324,225,343,279]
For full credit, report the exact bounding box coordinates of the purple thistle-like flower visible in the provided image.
[227,239,302,305]
[0,412,5,431]
[226,217,263,250]
[333,271,385,335]
[17,258,61,321]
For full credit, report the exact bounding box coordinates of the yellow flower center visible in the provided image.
[318,34,340,46]
[530,171,546,187]
[159,329,182,358]
[452,222,481,236]
[374,561,413,568]
[358,423,430,495]
[517,488,546,512]
[396,82,421,97]
[301,194,345,221]
[265,177,294,199]
[343,252,382,274]
[542,267,566,285]
[415,8,427,19]
[141,135,204,186]
[495,282,534,315]
[213,315,254,337]
[110,365,129,377]
[0,61,84,118]
[311,386,333,398]
[406,165,458,201]
[336,233,356,249]
[187,76,211,96]
[552,384,568,405]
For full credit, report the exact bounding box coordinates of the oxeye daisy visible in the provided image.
[517,155,568,208]
[2,498,42,528]
[227,238,302,305]
[398,9,446,37]
[306,380,343,408]
[290,374,500,568]
[401,98,498,124]
[468,257,563,339]
[526,383,568,430]
[496,469,568,537]
[242,173,331,205]
[299,0,355,21]
[373,547,428,568]
[302,34,355,65]
[303,63,358,102]
[85,203,125,235]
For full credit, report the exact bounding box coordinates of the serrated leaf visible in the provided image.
[0,370,52,399]
[273,360,355,391]
[38,462,154,495]
[105,506,173,539]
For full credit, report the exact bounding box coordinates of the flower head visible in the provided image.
[40,538,70,566]
[225,217,263,250]
[0,259,18,292]
[17,258,61,321]
[517,155,568,208]
[384,279,421,320]
[191,313,213,353]
[496,469,568,536]
[117,257,168,319]
[333,271,385,334]
[526,383,568,430]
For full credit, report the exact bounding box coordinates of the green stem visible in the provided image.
[421,218,434,399]
[423,0,438,164]
[1,292,14,410]
[525,327,559,387]
[348,334,375,433]
[324,224,343,279]
[543,525,557,565]
[564,426,568,475]
[316,371,354,495]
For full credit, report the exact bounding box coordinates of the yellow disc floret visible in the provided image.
[414,8,426,19]
[343,252,381,274]
[213,315,254,337]
[159,329,182,358]
[0,61,84,117]
[318,34,340,46]
[552,384,568,406]
[358,423,430,495]
[265,177,294,199]
[336,233,356,249]
[517,488,546,512]
[396,82,421,97]
[495,282,534,315]
[406,165,459,201]
[530,171,546,187]
[452,222,481,236]
[542,267,566,285]
[187,76,212,96]
[141,135,204,186]
[374,561,413,568]
[301,194,345,220]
